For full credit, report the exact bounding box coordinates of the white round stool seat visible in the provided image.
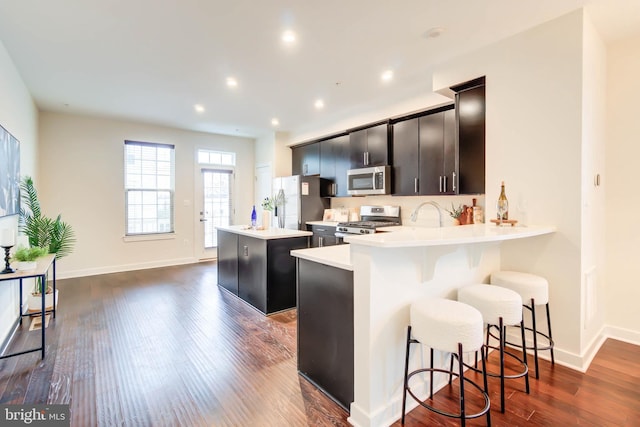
[410,297,483,353]
[490,271,549,305]
[458,284,522,326]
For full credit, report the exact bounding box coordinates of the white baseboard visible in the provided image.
[57,257,201,279]
[603,325,640,346]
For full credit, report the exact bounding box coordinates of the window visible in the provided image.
[124,140,175,235]
[197,149,235,166]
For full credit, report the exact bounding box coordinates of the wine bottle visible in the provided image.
[251,205,257,227]
[497,181,509,221]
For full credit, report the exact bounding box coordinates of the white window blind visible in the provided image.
[124,140,175,235]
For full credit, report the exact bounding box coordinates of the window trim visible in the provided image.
[124,140,175,237]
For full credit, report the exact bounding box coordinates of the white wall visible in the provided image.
[435,10,588,363]
[580,12,608,355]
[605,30,640,342]
[38,112,255,278]
[0,39,39,344]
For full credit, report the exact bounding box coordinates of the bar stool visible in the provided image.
[401,297,491,427]
[458,284,529,413]
[491,271,555,379]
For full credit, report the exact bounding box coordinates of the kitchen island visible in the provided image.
[291,223,554,426]
[291,244,353,410]
[216,225,311,314]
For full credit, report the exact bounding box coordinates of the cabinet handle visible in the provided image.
[319,236,324,247]
[243,245,248,257]
[317,228,326,232]
[452,172,457,192]
[439,176,443,192]
[332,183,337,195]
[364,151,369,166]
[443,175,447,192]
[304,164,308,175]
[414,178,419,193]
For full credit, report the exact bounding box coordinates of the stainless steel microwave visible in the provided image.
[347,166,391,196]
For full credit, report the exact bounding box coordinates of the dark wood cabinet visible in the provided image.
[307,224,338,247]
[319,134,350,197]
[452,77,486,194]
[297,258,354,410]
[292,143,320,176]
[392,106,456,195]
[217,230,309,314]
[349,123,389,168]
[217,230,239,295]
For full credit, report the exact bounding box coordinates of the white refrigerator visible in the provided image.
[272,175,331,230]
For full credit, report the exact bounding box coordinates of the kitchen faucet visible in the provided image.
[410,201,443,227]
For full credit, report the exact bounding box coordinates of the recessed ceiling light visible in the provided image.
[381,70,394,82]
[271,118,280,126]
[314,99,325,110]
[194,104,205,113]
[226,77,238,88]
[424,27,446,39]
[282,30,296,44]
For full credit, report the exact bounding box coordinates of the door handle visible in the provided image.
[199,219,207,222]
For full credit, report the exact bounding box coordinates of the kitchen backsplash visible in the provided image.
[330,194,486,227]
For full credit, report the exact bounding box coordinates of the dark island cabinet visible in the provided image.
[392,106,456,195]
[217,229,309,314]
[292,142,320,176]
[452,77,486,194]
[349,123,389,168]
[319,134,350,197]
[297,258,354,410]
[217,230,239,295]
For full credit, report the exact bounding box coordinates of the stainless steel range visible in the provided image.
[336,205,401,236]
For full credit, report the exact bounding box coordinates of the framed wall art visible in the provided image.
[0,123,20,218]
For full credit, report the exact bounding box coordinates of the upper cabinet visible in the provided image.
[292,142,320,176]
[392,106,456,196]
[349,123,390,168]
[290,76,485,196]
[319,134,350,197]
[452,76,485,194]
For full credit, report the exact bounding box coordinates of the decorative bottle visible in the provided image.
[251,205,257,227]
[497,181,509,221]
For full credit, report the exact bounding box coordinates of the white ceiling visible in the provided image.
[0,0,638,140]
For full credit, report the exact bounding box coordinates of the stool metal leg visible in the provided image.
[530,298,540,379]
[401,326,412,425]
[521,318,530,394]
[457,343,466,427]
[499,317,505,413]
[480,351,491,426]
[546,302,555,364]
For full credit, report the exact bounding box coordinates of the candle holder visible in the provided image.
[1,245,15,274]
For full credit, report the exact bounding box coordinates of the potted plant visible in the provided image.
[261,196,275,228]
[19,176,76,313]
[11,245,48,271]
[446,203,464,226]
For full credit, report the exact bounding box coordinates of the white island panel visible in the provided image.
[346,225,555,427]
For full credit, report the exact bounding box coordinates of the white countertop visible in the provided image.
[305,221,340,227]
[344,223,555,247]
[216,225,312,240]
[290,244,352,271]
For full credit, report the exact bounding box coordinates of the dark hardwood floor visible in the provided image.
[0,262,638,426]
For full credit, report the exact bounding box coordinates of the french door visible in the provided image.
[197,168,233,260]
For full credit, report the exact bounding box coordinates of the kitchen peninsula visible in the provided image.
[291,223,555,427]
[217,225,311,314]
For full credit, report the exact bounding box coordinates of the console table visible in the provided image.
[0,254,56,360]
